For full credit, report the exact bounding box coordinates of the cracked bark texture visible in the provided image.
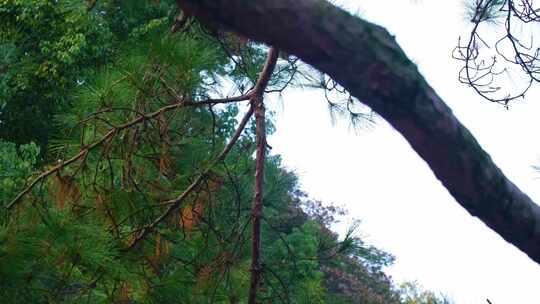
[177,0,540,264]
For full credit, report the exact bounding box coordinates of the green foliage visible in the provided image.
[400,281,454,304]
[0,140,39,206]
[0,0,183,150]
[0,0,115,147]
[0,207,132,303]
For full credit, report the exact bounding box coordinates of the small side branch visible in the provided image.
[125,47,280,251]
[125,104,255,250]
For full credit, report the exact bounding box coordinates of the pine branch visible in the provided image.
[6,95,250,210]
[125,46,280,251]
[124,104,254,250]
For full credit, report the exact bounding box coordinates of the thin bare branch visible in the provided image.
[248,46,279,304]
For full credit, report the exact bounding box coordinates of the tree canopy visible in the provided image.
[0,0,455,303]
[5,0,539,302]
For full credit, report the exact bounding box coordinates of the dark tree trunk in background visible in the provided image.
[177,0,540,264]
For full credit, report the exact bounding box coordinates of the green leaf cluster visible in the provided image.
[0,140,39,206]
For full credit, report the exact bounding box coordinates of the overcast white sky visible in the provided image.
[268,1,540,303]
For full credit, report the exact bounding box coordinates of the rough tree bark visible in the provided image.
[176,0,540,264]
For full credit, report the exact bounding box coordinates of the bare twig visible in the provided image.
[455,0,540,104]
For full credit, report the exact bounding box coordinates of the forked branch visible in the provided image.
[126,47,280,251]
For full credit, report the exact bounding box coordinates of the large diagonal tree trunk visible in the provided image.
[177,0,540,264]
